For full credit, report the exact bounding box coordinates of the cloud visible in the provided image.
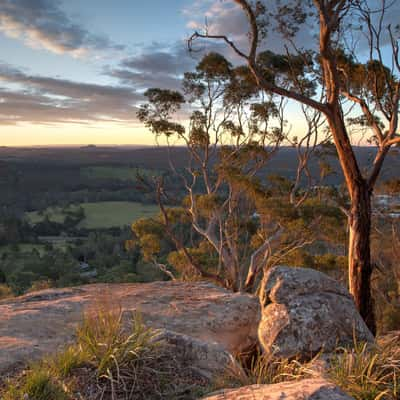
[121,50,192,76]
[105,41,201,91]
[106,39,233,91]
[0,0,123,56]
[184,0,400,56]
[185,0,317,55]
[0,39,228,126]
[0,63,142,125]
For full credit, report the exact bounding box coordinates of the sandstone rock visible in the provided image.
[258,266,373,359]
[154,329,242,380]
[0,281,260,373]
[202,378,354,400]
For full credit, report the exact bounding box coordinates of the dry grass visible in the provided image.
[328,336,400,400]
[214,336,400,400]
[2,367,68,400]
[214,349,318,391]
[73,305,210,399]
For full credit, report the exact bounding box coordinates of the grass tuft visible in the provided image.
[47,345,89,378]
[2,366,68,400]
[75,304,209,399]
[1,302,209,399]
[328,337,400,400]
[215,350,316,390]
[215,337,400,400]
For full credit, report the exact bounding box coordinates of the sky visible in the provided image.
[0,0,398,146]
[0,0,200,145]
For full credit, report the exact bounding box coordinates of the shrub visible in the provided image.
[0,283,13,299]
[28,280,53,293]
[378,302,400,334]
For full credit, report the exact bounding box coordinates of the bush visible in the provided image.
[0,283,13,299]
[27,280,53,293]
[378,302,400,334]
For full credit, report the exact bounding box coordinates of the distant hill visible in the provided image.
[0,145,399,185]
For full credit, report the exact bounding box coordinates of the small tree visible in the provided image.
[189,0,400,334]
[138,53,316,291]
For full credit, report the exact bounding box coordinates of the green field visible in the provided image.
[26,201,159,229]
[81,166,159,181]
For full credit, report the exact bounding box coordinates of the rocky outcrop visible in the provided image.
[0,281,260,373]
[258,266,374,359]
[154,329,242,380]
[202,378,354,399]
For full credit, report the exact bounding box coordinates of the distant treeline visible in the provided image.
[0,146,399,216]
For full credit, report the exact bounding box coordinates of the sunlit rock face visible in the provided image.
[258,266,374,360]
[0,281,260,374]
[202,378,355,400]
[153,329,241,380]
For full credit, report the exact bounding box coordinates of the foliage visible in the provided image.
[372,219,400,334]
[27,280,53,293]
[377,179,400,195]
[1,249,81,295]
[0,283,13,300]
[167,241,220,280]
[136,52,318,290]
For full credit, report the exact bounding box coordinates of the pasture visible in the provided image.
[26,201,159,229]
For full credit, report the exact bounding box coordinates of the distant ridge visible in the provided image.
[0,146,398,185]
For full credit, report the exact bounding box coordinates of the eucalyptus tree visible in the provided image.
[189,0,400,334]
[138,53,314,291]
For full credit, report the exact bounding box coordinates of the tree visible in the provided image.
[189,0,400,333]
[138,53,316,291]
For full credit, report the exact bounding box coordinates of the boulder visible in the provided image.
[0,281,260,373]
[202,378,354,399]
[258,266,373,359]
[154,329,242,380]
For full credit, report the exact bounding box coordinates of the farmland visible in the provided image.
[26,201,159,229]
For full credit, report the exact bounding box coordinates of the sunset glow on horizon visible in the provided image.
[0,1,397,147]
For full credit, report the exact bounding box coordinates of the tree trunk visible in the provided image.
[348,183,376,335]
